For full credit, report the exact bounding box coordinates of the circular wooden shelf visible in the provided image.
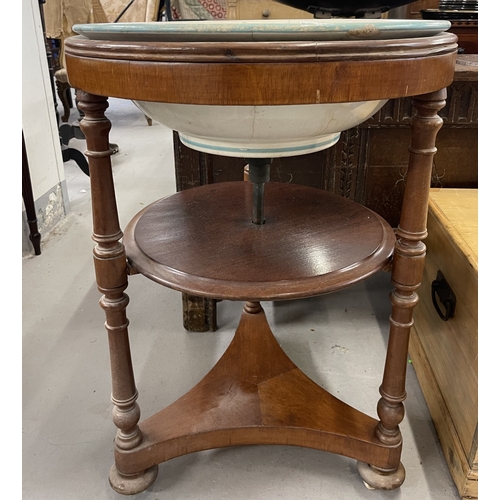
[123,182,395,301]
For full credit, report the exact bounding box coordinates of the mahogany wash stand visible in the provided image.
[65,32,457,495]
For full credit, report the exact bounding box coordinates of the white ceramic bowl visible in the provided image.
[133,100,387,158]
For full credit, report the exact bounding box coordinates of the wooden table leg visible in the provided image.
[182,294,217,332]
[77,91,158,495]
[357,89,447,490]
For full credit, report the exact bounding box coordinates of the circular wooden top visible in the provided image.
[65,33,457,105]
[123,182,396,301]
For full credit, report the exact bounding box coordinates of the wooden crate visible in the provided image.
[409,188,478,499]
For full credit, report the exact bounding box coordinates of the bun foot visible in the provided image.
[362,480,376,490]
[109,463,158,495]
[356,461,405,491]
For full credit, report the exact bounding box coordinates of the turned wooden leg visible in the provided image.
[358,89,447,490]
[77,91,158,495]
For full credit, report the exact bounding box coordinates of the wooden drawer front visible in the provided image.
[230,0,313,19]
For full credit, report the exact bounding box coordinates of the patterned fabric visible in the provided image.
[44,0,160,40]
[170,0,227,20]
[44,0,160,69]
[44,0,94,39]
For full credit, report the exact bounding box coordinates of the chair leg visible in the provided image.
[56,79,72,122]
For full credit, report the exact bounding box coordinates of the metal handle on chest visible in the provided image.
[431,270,456,322]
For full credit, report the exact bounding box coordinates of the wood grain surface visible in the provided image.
[65,33,457,105]
[124,181,396,300]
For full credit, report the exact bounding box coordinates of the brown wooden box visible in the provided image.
[409,188,478,499]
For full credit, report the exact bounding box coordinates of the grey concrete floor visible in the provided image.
[22,99,461,499]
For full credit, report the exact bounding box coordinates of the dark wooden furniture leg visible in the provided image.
[77,90,158,494]
[22,131,42,255]
[357,89,447,489]
[56,79,72,123]
[182,294,217,332]
[172,132,218,331]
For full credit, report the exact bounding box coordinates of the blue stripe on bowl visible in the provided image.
[179,135,340,155]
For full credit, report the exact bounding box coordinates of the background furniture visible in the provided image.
[226,0,312,19]
[44,0,106,122]
[409,188,478,499]
[407,0,478,53]
[44,0,161,174]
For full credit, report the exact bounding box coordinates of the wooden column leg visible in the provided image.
[357,89,447,490]
[77,91,158,495]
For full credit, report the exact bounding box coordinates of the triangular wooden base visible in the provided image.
[114,303,401,475]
